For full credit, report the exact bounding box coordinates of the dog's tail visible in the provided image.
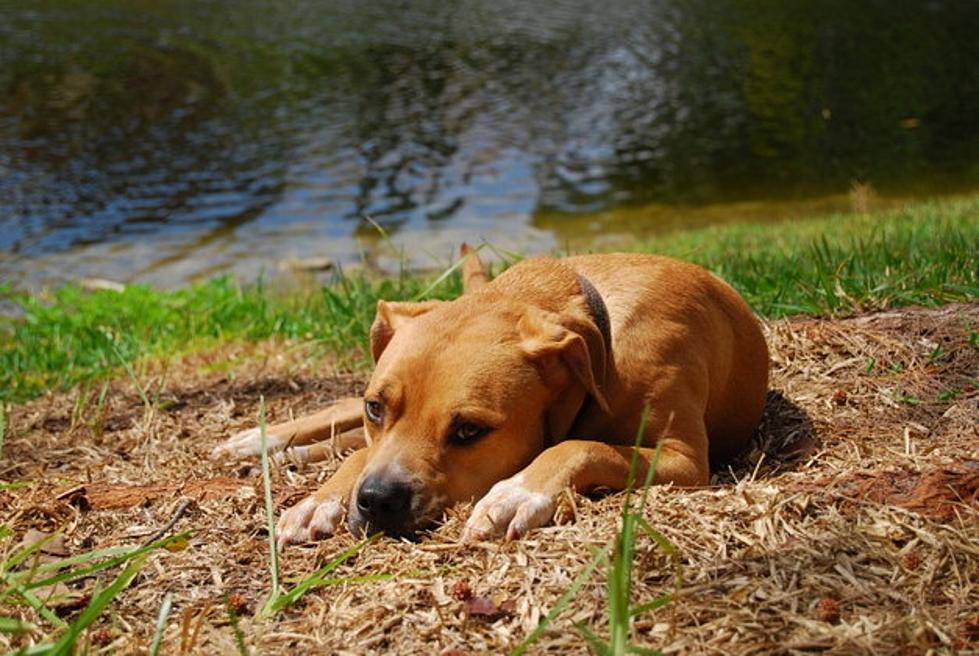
[460,243,489,293]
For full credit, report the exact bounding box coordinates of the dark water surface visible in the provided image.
[2,0,979,287]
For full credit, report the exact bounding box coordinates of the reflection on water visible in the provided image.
[1,0,978,287]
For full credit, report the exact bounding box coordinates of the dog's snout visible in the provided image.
[356,473,413,533]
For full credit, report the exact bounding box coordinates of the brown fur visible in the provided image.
[224,248,769,545]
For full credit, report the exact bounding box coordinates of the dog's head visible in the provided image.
[346,274,610,537]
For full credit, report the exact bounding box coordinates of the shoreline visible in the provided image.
[2,195,977,403]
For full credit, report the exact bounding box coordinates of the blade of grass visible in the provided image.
[482,241,523,266]
[0,533,67,629]
[629,595,672,617]
[291,572,393,587]
[8,545,134,578]
[510,542,611,656]
[267,534,379,613]
[225,593,250,656]
[18,531,190,590]
[413,251,472,300]
[8,642,57,656]
[636,517,683,592]
[0,401,5,461]
[576,621,610,656]
[48,554,146,653]
[634,519,676,560]
[0,616,36,633]
[0,575,68,630]
[149,592,173,656]
[106,338,152,413]
[0,537,67,629]
[589,406,679,655]
[0,482,33,491]
[606,408,653,655]
[2,532,56,575]
[636,422,664,516]
[258,396,281,615]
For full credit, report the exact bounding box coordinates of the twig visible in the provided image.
[142,498,193,548]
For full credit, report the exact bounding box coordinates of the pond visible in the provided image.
[2,0,978,287]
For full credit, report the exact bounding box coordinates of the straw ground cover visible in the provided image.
[2,298,977,654]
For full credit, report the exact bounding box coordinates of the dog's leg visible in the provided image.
[272,426,367,465]
[462,429,708,541]
[460,243,488,293]
[212,397,364,460]
[276,447,370,548]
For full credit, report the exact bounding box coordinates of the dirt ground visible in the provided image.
[2,303,978,655]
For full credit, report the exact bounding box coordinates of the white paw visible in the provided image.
[462,475,555,542]
[276,495,344,549]
[211,427,285,460]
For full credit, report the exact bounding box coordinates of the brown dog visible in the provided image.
[213,248,768,546]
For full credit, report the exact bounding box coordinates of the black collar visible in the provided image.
[554,274,612,440]
[577,273,612,357]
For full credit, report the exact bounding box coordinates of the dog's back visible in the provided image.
[551,253,768,463]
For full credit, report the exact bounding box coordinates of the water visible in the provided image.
[2,0,978,288]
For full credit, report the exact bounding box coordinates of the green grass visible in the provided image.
[0,530,189,654]
[224,593,250,656]
[580,427,674,656]
[265,535,384,614]
[254,396,385,617]
[513,410,680,656]
[148,592,173,656]
[1,196,977,403]
[639,196,978,316]
[258,396,281,616]
[0,271,463,403]
[2,197,974,650]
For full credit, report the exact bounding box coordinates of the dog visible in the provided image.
[213,246,769,547]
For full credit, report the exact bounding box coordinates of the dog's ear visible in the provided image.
[460,243,489,293]
[370,300,444,362]
[518,307,610,416]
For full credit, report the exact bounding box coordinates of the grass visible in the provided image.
[511,543,612,656]
[0,272,464,403]
[258,397,280,616]
[2,196,977,403]
[254,396,384,617]
[0,393,383,653]
[42,556,147,655]
[586,435,673,656]
[3,298,977,652]
[224,594,249,656]
[0,195,975,649]
[638,197,978,316]
[0,530,189,654]
[514,411,680,656]
[265,536,384,614]
[149,593,173,656]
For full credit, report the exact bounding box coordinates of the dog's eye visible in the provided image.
[451,422,489,446]
[365,400,385,424]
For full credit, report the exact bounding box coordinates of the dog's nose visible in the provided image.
[356,473,413,533]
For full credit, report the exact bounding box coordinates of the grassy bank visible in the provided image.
[2,196,977,403]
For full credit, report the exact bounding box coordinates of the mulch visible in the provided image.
[2,304,977,654]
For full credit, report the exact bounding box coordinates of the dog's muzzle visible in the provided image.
[348,472,416,537]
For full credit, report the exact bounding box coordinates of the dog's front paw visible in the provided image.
[462,475,556,542]
[211,427,285,460]
[276,494,345,549]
